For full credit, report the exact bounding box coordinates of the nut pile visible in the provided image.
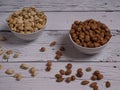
[54,63,111,90]
[70,19,112,48]
[55,63,76,83]
[13,73,22,81]
[45,61,52,72]
[6,6,47,34]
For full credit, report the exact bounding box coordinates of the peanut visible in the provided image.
[5,69,14,75]
[70,19,111,48]
[20,64,29,70]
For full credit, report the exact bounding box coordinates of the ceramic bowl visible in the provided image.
[69,33,110,54]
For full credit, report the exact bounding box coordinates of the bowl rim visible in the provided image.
[9,25,46,35]
[6,8,47,35]
[69,33,110,50]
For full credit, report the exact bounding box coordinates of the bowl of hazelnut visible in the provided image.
[6,6,47,41]
[69,19,112,54]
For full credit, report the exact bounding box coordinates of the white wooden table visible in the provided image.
[0,0,120,90]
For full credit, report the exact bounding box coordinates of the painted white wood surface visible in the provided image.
[0,0,120,90]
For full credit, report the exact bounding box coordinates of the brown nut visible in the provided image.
[81,80,89,85]
[86,67,92,72]
[105,81,111,88]
[45,66,51,72]
[56,50,62,56]
[93,85,98,90]
[65,69,72,75]
[77,68,82,73]
[55,54,61,60]
[55,74,62,78]
[40,47,46,52]
[65,77,71,83]
[66,63,72,69]
[91,75,97,81]
[93,70,100,76]
[50,41,56,46]
[97,74,104,80]
[59,69,65,75]
[70,19,111,48]
[90,82,97,88]
[56,78,64,82]
[46,61,52,66]
[59,46,65,51]
[71,75,76,81]
[76,72,83,78]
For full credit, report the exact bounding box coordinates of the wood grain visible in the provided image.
[0,62,119,90]
[0,0,120,12]
[0,0,120,90]
[1,12,120,30]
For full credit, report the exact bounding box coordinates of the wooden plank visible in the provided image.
[0,30,120,62]
[0,12,120,30]
[0,0,120,12]
[0,62,119,90]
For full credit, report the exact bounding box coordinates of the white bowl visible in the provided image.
[10,27,45,41]
[69,34,109,54]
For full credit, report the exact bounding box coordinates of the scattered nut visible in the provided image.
[29,67,36,73]
[5,69,14,75]
[55,74,62,78]
[97,74,104,80]
[55,54,61,60]
[77,68,82,73]
[65,69,72,75]
[0,36,7,41]
[56,50,62,56]
[91,75,97,81]
[86,67,92,72]
[45,66,51,72]
[71,75,76,81]
[20,64,29,70]
[90,82,97,88]
[59,46,65,51]
[81,80,89,85]
[56,78,64,82]
[50,41,56,46]
[14,73,22,81]
[66,63,72,69]
[29,67,37,77]
[76,72,83,78]
[93,85,98,90]
[3,54,9,60]
[105,81,111,88]
[93,70,100,76]
[46,61,52,66]
[6,50,13,55]
[31,72,37,77]
[40,47,46,52]
[59,69,65,75]
[0,50,4,55]
[13,52,19,58]
[0,64,2,70]
[65,77,71,83]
